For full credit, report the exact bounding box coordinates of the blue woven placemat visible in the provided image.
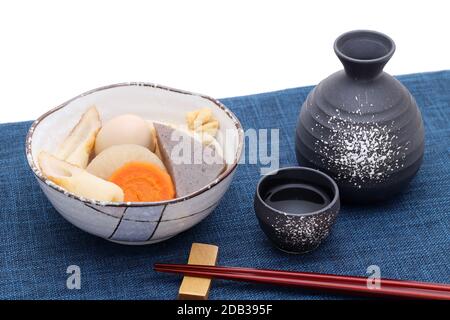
[1,71,449,300]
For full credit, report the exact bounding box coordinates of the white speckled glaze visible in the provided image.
[26,83,244,245]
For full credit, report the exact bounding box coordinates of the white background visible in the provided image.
[1,0,449,123]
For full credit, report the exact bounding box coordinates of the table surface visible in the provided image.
[0,71,449,300]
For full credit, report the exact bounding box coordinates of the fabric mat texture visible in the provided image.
[0,71,449,299]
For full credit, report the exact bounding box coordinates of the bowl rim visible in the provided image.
[255,166,340,217]
[26,82,244,207]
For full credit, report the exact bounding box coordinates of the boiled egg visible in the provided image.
[94,114,155,155]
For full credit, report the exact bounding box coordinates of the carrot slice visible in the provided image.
[109,161,175,202]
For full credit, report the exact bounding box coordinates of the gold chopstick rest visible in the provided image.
[178,243,219,300]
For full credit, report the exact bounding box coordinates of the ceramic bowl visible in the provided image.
[26,83,244,245]
[254,167,340,254]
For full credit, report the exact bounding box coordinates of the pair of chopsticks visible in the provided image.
[154,263,450,299]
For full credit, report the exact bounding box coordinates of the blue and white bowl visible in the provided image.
[26,83,244,245]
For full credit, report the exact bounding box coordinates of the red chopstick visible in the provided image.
[154,263,450,300]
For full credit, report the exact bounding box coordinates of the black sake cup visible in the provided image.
[254,167,340,254]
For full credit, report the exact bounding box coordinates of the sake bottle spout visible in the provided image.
[334,30,396,80]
